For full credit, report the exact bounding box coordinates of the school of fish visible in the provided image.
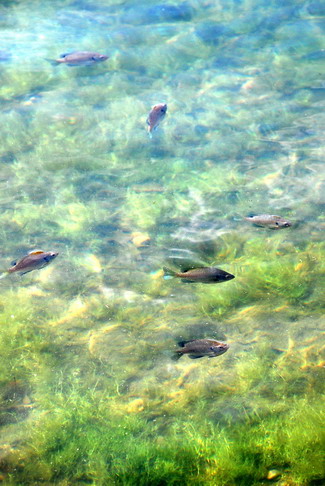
[0,41,296,367]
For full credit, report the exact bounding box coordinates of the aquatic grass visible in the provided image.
[3,387,208,485]
[3,392,324,485]
[1,186,120,251]
[169,166,246,195]
[141,271,171,298]
[0,0,324,484]
[1,303,324,485]
[121,191,168,231]
[29,138,112,172]
[196,238,324,318]
[201,399,325,485]
[0,112,34,156]
[0,68,53,100]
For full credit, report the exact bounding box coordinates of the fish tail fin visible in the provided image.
[45,58,60,66]
[163,267,177,278]
[177,341,189,347]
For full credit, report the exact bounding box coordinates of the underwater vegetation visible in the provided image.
[0,0,324,484]
[195,238,325,319]
[0,307,324,486]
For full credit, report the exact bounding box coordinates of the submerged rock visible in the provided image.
[195,23,234,45]
[122,3,193,25]
[126,398,145,413]
[194,124,209,136]
[211,56,242,68]
[256,6,300,31]
[307,1,325,15]
[267,470,281,480]
[302,49,325,60]
[145,3,193,22]
[258,123,279,136]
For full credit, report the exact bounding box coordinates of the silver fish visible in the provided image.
[147,103,167,134]
[244,214,292,229]
[55,51,108,66]
[7,250,58,275]
[175,339,229,359]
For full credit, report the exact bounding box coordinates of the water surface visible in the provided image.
[0,0,324,484]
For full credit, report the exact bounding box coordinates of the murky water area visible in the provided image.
[0,0,324,484]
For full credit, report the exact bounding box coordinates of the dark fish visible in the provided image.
[175,339,229,359]
[7,250,58,275]
[163,266,235,283]
[147,103,167,135]
[54,51,108,66]
[244,214,292,229]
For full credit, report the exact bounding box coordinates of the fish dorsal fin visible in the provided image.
[181,267,195,273]
[28,250,44,255]
[177,340,195,347]
[182,265,206,273]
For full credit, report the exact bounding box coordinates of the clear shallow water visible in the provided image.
[0,0,324,484]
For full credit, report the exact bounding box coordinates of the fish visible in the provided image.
[244,214,292,229]
[163,266,235,283]
[174,339,229,360]
[5,250,58,276]
[54,51,108,66]
[147,103,167,135]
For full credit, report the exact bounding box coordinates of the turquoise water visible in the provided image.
[0,0,324,484]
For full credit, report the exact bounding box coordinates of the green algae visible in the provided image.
[1,329,324,485]
[195,239,324,319]
[0,273,324,486]
[122,191,167,231]
[0,0,324,484]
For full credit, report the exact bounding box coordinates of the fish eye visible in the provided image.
[275,222,279,225]
[211,345,225,352]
